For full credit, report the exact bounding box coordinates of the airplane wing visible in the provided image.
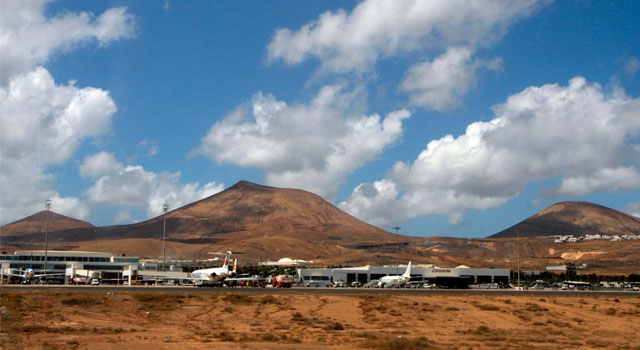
[2,269,27,278]
[32,272,65,278]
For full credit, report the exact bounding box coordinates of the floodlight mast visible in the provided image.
[392,226,401,275]
[44,200,51,272]
[162,204,169,272]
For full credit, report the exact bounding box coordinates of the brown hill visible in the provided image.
[1,211,94,237]
[98,180,396,243]
[1,181,398,247]
[490,201,640,238]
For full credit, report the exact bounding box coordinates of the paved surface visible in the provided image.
[2,285,638,297]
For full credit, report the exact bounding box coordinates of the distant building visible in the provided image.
[296,264,509,288]
[259,257,314,267]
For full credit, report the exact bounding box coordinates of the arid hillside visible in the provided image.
[491,201,640,238]
[2,186,639,274]
[105,180,394,242]
[0,211,94,237]
[0,181,399,252]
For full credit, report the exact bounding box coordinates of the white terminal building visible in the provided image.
[296,264,510,288]
[0,250,188,284]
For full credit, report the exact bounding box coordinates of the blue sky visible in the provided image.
[1,0,639,238]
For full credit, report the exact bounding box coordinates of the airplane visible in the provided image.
[2,267,65,284]
[189,253,237,285]
[377,261,412,288]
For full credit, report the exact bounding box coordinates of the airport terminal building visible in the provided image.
[0,250,140,284]
[297,264,510,288]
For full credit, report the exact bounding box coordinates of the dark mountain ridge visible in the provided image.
[490,201,640,238]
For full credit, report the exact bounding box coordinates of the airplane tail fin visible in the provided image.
[402,261,412,278]
[222,256,229,268]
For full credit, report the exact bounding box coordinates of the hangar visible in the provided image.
[296,264,510,288]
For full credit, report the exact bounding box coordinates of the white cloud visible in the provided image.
[554,167,640,197]
[341,77,640,226]
[624,56,640,77]
[621,201,640,218]
[0,2,134,224]
[196,84,410,199]
[267,0,541,74]
[80,152,124,178]
[0,1,135,85]
[84,164,224,219]
[113,208,137,225]
[400,46,502,110]
[0,68,117,224]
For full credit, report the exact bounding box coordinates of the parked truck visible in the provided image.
[272,274,293,288]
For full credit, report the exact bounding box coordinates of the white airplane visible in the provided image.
[378,261,412,288]
[189,254,236,283]
[2,268,64,283]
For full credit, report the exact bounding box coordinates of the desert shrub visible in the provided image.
[133,293,183,303]
[324,321,344,331]
[261,295,280,304]
[474,325,490,334]
[216,331,235,342]
[222,306,235,313]
[362,336,431,350]
[546,319,570,327]
[291,311,310,324]
[524,303,547,312]
[472,302,499,311]
[605,308,617,316]
[260,333,278,342]
[61,296,97,306]
[222,293,252,304]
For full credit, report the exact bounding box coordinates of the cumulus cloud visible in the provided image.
[79,152,124,178]
[0,68,117,224]
[401,46,502,110]
[621,201,640,218]
[196,84,410,199]
[267,0,541,74]
[341,77,640,226]
[113,209,137,225]
[0,0,135,85]
[84,163,224,219]
[0,2,135,224]
[624,56,640,77]
[553,167,640,197]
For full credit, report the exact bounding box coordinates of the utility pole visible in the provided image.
[162,204,169,272]
[44,200,51,272]
[392,226,401,275]
[516,230,521,290]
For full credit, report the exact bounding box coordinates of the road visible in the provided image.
[2,284,638,297]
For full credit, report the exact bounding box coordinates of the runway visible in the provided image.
[2,284,638,297]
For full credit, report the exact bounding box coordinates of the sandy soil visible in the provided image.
[2,290,640,350]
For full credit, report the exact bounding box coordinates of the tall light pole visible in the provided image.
[162,204,169,272]
[516,230,521,291]
[392,226,401,275]
[44,199,51,271]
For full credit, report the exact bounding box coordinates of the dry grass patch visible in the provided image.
[361,336,433,349]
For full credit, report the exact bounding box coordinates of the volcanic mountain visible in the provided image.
[1,211,94,237]
[1,181,397,246]
[101,180,396,243]
[490,201,640,238]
